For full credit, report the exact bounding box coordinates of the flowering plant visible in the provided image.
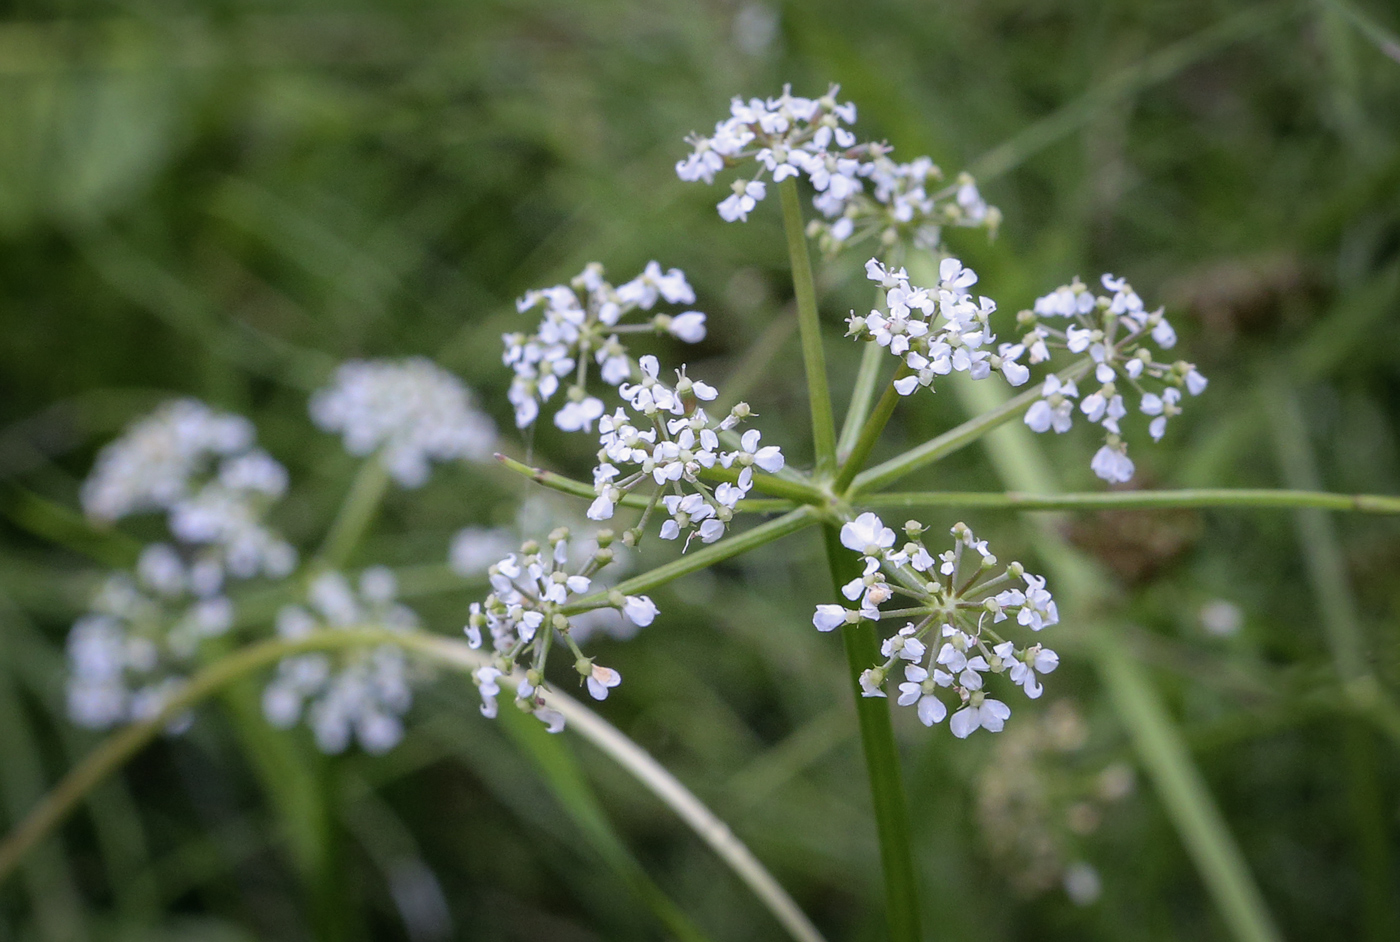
[4,82,1398,942]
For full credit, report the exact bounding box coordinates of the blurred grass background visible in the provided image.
[2,0,1400,939]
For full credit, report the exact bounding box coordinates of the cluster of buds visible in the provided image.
[1019,274,1208,482]
[849,257,1031,395]
[586,356,784,548]
[676,84,997,252]
[467,528,658,733]
[813,514,1060,738]
[506,262,707,430]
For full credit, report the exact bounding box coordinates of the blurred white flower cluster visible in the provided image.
[82,398,296,578]
[849,257,1029,395]
[506,261,707,430]
[262,568,418,754]
[1018,274,1208,482]
[585,355,783,548]
[311,358,496,487]
[813,514,1059,738]
[676,84,997,252]
[468,527,655,733]
[69,399,298,730]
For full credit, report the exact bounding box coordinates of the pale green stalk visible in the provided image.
[560,507,818,614]
[0,629,826,942]
[862,488,1400,514]
[778,179,838,480]
[835,367,909,495]
[316,455,392,569]
[837,340,888,462]
[850,360,1092,495]
[1263,380,1400,746]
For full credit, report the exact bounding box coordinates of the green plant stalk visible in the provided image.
[560,506,818,614]
[316,455,392,569]
[949,372,1282,942]
[837,341,888,462]
[851,360,1092,495]
[835,367,909,494]
[778,178,838,480]
[1097,636,1282,942]
[1264,379,1400,938]
[779,176,919,938]
[862,487,1400,514]
[822,524,921,942]
[0,629,826,942]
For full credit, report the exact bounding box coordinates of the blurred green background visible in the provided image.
[2,0,1400,939]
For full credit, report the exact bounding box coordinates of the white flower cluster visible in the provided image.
[676,84,997,251]
[849,257,1030,395]
[505,262,707,430]
[66,544,242,730]
[585,355,783,547]
[262,568,417,754]
[468,528,656,733]
[310,358,496,487]
[81,399,297,579]
[1018,275,1208,483]
[813,513,1059,738]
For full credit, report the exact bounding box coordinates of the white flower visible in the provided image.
[1008,645,1059,698]
[841,512,895,556]
[1090,442,1134,483]
[667,311,708,342]
[475,667,503,718]
[554,396,606,433]
[718,180,767,222]
[896,665,950,727]
[622,595,659,627]
[949,696,1011,738]
[587,665,622,701]
[859,668,887,698]
[813,604,848,632]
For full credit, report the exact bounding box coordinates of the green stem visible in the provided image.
[316,456,392,569]
[862,487,1400,514]
[560,506,818,614]
[495,454,813,511]
[850,360,1092,496]
[837,341,887,462]
[835,368,908,494]
[821,524,921,942]
[778,178,838,480]
[1097,634,1283,942]
[0,629,827,942]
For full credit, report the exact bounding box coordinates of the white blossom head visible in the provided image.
[311,358,496,487]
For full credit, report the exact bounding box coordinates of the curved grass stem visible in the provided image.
[0,629,828,942]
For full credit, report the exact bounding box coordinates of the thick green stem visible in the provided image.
[862,487,1400,514]
[778,179,838,480]
[835,368,908,494]
[822,524,921,942]
[851,360,1092,495]
[316,456,391,569]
